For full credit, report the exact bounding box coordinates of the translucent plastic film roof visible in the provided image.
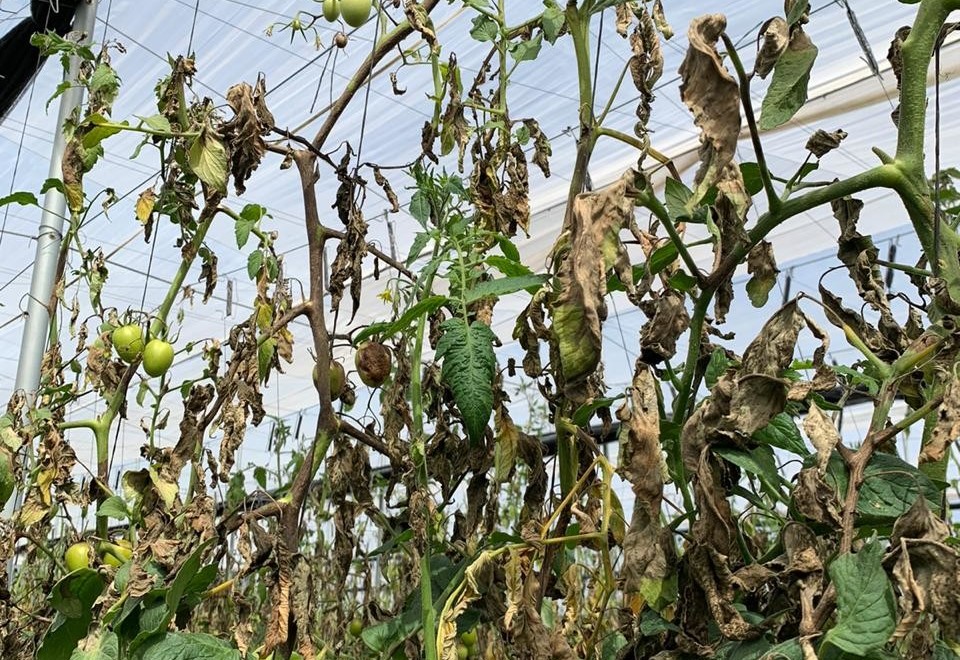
[0,0,957,479]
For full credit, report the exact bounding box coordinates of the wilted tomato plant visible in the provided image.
[1,0,960,659]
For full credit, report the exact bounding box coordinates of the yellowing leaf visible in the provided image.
[188,128,229,192]
[135,187,156,223]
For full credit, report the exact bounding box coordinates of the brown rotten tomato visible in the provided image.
[355,341,391,387]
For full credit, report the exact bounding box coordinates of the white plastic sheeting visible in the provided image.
[0,0,955,481]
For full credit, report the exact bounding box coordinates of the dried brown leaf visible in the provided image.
[618,362,673,602]
[639,290,690,363]
[224,74,274,195]
[919,371,960,465]
[803,402,839,473]
[806,128,847,157]
[679,14,741,202]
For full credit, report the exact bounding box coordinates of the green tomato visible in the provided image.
[456,644,469,660]
[313,361,346,400]
[341,0,372,28]
[142,339,175,377]
[322,0,340,22]
[64,542,92,572]
[348,617,363,637]
[113,324,144,363]
[460,628,478,648]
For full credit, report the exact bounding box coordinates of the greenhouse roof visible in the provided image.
[0,0,956,480]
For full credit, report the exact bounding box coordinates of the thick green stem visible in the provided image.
[892,0,960,307]
[712,165,899,283]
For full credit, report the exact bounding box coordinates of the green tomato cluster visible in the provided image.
[111,323,175,378]
[321,0,372,27]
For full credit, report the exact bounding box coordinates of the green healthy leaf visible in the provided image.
[486,255,534,277]
[496,235,521,262]
[235,204,267,249]
[0,191,39,207]
[81,114,127,149]
[253,466,267,489]
[188,129,229,192]
[823,540,895,656]
[139,114,172,133]
[69,631,119,660]
[786,0,810,25]
[753,413,808,456]
[664,177,693,220]
[510,32,543,62]
[740,162,764,196]
[258,338,276,382]
[247,251,263,280]
[352,295,448,345]
[37,569,106,660]
[668,270,698,292]
[464,274,548,303]
[601,632,629,660]
[0,191,40,206]
[406,231,432,265]
[541,0,565,44]
[41,178,66,195]
[127,540,217,652]
[649,243,678,274]
[714,445,780,486]
[469,14,499,42]
[408,190,431,225]
[705,348,732,389]
[759,31,818,130]
[821,451,943,522]
[435,318,497,443]
[761,638,803,660]
[572,395,624,427]
[607,263,647,293]
[96,495,129,521]
[133,632,240,660]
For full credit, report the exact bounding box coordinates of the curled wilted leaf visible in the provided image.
[640,290,690,364]
[887,26,911,126]
[679,14,741,201]
[806,128,847,157]
[745,240,779,307]
[550,170,641,394]
[224,75,274,195]
[754,17,789,79]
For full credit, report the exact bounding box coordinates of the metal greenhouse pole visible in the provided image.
[14,0,100,402]
[5,2,100,538]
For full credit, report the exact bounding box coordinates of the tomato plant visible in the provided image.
[3,1,960,659]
